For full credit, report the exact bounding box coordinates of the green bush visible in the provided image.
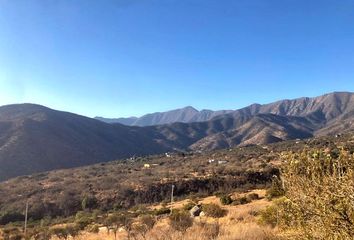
[219,195,233,205]
[266,176,285,200]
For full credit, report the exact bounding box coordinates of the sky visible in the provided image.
[0,0,354,118]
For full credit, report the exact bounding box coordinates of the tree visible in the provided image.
[106,212,133,240]
[50,225,80,240]
[81,195,98,211]
[75,211,92,230]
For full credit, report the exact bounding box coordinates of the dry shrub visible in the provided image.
[280,149,354,239]
[218,222,276,240]
[202,204,227,218]
[169,210,193,233]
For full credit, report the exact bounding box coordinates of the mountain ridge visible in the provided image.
[95,106,233,126]
[1,91,354,181]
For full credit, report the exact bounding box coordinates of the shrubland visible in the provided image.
[0,133,354,239]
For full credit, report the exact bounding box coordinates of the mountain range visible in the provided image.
[0,91,353,181]
[95,106,233,126]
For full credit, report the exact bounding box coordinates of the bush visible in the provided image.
[279,149,354,238]
[198,222,220,240]
[232,196,251,205]
[219,195,233,205]
[202,204,227,218]
[183,201,196,211]
[266,176,285,200]
[153,207,171,216]
[1,227,23,240]
[133,215,156,239]
[0,212,25,225]
[86,224,100,233]
[246,193,259,201]
[75,211,92,230]
[169,210,193,233]
[259,197,293,228]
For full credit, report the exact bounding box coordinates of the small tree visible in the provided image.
[75,211,92,230]
[81,195,98,211]
[106,212,134,240]
[50,225,80,240]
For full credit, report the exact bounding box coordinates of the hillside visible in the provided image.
[0,137,286,224]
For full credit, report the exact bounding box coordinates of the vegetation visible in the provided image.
[1,134,354,239]
[169,210,193,233]
[0,142,282,225]
[202,204,227,218]
[279,148,354,239]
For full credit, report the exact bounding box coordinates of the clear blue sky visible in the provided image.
[0,0,354,118]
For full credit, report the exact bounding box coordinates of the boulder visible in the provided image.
[190,205,202,217]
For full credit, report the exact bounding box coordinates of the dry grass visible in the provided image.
[218,222,276,240]
[54,189,277,240]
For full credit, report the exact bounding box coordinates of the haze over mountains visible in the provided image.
[0,91,353,181]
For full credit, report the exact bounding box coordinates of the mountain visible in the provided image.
[0,104,171,181]
[1,92,354,181]
[95,106,233,126]
[179,92,354,150]
[190,114,315,150]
